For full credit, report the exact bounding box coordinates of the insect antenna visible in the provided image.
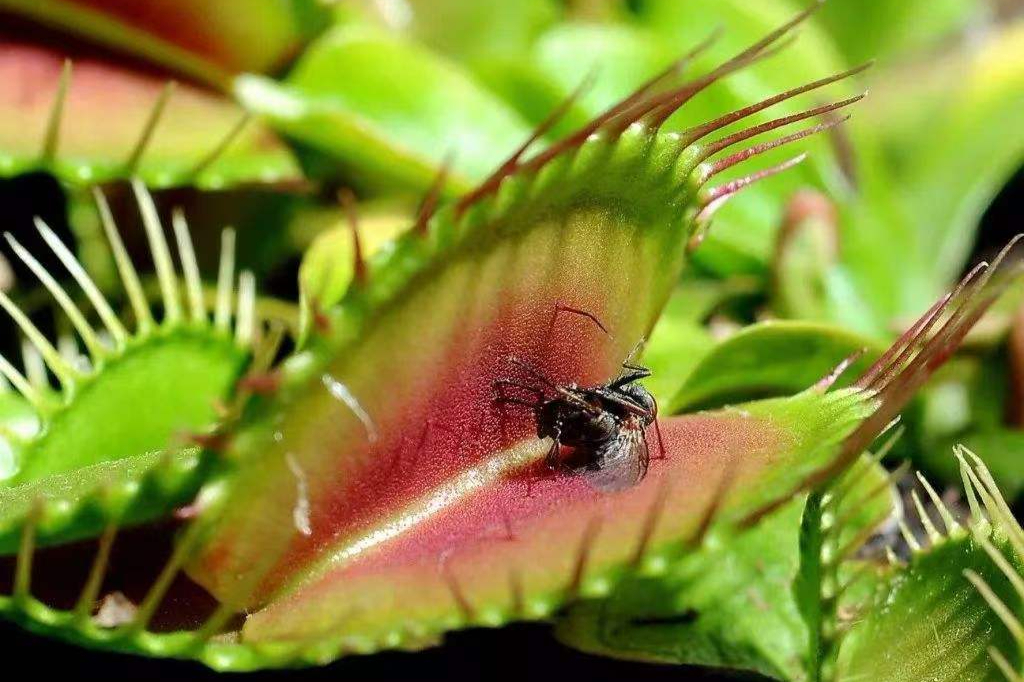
[552,303,612,337]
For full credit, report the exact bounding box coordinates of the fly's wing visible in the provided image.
[583,424,649,492]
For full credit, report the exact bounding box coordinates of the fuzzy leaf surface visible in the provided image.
[836,531,1023,682]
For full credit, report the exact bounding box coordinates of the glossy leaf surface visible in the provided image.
[670,321,882,412]
[235,26,534,192]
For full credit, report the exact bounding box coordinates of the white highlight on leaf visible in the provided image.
[93,591,137,627]
[285,453,312,537]
[319,440,542,568]
[321,373,378,443]
[372,0,413,28]
[0,436,14,480]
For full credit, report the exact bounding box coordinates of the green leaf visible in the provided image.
[191,117,749,643]
[813,0,978,64]
[772,190,840,321]
[8,329,247,486]
[0,183,255,550]
[892,20,1024,290]
[178,19,878,661]
[298,204,413,319]
[0,448,209,553]
[388,0,559,64]
[0,0,329,87]
[793,453,896,681]
[0,44,302,189]
[235,26,536,192]
[836,532,1021,681]
[669,321,883,413]
[555,497,809,680]
[3,11,991,668]
[836,453,1024,682]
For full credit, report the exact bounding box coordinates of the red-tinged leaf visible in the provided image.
[190,121,706,610]
[235,391,874,648]
[0,42,301,189]
[183,240,1019,668]
[0,0,327,86]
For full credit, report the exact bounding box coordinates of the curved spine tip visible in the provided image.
[678,61,872,148]
[191,112,251,179]
[125,81,176,173]
[699,152,807,213]
[339,189,367,285]
[236,270,256,347]
[415,153,455,236]
[696,95,862,175]
[41,59,72,162]
[813,348,866,393]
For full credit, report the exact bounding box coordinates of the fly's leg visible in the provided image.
[491,378,544,405]
[526,437,562,499]
[544,437,562,470]
[650,416,667,461]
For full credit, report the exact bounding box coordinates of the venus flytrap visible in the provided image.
[0,5,1018,678]
[0,182,257,553]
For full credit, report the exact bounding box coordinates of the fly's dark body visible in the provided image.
[494,360,661,492]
